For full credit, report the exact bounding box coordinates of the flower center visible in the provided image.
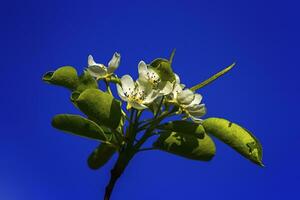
[146,71,160,87]
[126,87,146,104]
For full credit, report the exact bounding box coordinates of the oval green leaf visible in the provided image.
[87,143,116,170]
[153,132,216,161]
[51,114,108,142]
[43,67,98,92]
[202,117,263,166]
[42,66,79,90]
[157,120,205,139]
[72,88,122,129]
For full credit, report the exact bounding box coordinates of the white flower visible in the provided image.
[117,75,159,110]
[168,74,206,122]
[183,94,206,123]
[87,52,120,79]
[137,61,173,96]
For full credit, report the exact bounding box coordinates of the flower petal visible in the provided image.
[137,61,149,84]
[117,84,128,101]
[143,90,159,104]
[174,73,181,84]
[86,65,107,79]
[148,68,160,82]
[190,93,203,105]
[88,55,97,66]
[107,52,121,74]
[177,89,195,105]
[188,104,207,116]
[120,75,135,95]
[158,81,173,95]
[130,102,148,110]
[138,60,148,75]
[172,83,183,99]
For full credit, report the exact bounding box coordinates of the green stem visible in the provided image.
[104,79,112,95]
[137,108,177,132]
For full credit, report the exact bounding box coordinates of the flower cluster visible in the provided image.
[43,50,263,200]
[86,53,206,123]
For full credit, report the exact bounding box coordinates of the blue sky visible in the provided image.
[0,0,299,199]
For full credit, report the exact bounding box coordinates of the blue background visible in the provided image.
[1,0,299,199]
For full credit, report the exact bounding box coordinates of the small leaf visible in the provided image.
[51,114,108,142]
[42,66,79,90]
[202,117,263,166]
[157,120,205,139]
[72,88,122,129]
[87,143,116,170]
[153,132,215,161]
[169,49,176,64]
[150,58,175,82]
[190,63,235,91]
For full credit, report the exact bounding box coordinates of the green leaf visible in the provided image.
[72,88,122,129]
[43,66,79,90]
[169,49,176,64]
[190,63,235,91]
[43,67,98,92]
[157,120,205,139]
[51,114,108,142]
[202,117,263,166]
[87,143,116,170]
[150,58,175,82]
[153,132,216,161]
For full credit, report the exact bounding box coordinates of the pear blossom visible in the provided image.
[87,52,120,80]
[117,75,159,110]
[137,61,173,96]
[168,74,206,122]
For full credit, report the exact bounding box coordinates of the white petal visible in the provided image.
[86,65,107,79]
[116,84,128,101]
[158,81,173,95]
[172,83,183,99]
[137,61,150,84]
[174,73,180,84]
[177,89,195,105]
[188,104,206,116]
[107,52,121,74]
[138,60,148,75]
[120,75,135,95]
[143,90,159,104]
[137,78,152,92]
[130,102,148,110]
[190,93,202,105]
[148,68,160,81]
[88,55,96,66]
